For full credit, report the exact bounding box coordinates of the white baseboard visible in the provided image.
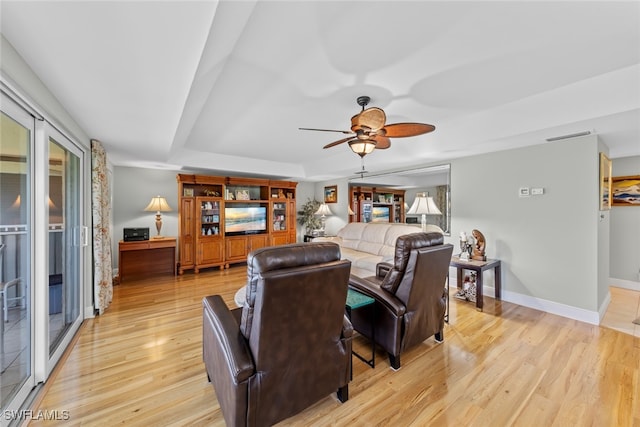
[499,289,600,325]
[609,278,640,291]
[598,291,612,323]
[449,276,601,325]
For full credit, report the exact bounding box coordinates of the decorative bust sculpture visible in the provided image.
[471,229,486,261]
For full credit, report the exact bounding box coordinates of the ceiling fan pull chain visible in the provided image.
[359,157,367,179]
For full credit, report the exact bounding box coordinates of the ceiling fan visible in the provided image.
[299,96,435,157]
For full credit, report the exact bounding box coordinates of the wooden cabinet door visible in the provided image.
[249,234,269,252]
[271,234,289,246]
[179,198,195,273]
[198,239,224,266]
[225,236,249,263]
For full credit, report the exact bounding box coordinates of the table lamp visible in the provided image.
[406,192,441,232]
[144,195,172,238]
[314,203,333,232]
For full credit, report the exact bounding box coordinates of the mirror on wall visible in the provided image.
[348,164,451,235]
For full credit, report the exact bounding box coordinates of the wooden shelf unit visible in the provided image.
[177,174,297,273]
[349,186,406,224]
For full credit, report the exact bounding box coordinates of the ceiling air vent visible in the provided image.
[545,131,592,142]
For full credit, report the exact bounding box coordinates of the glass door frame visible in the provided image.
[36,123,86,381]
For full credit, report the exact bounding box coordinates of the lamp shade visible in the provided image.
[144,196,172,212]
[314,203,333,216]
[348,205,355,215]
[348,140,376,157]
[406,193,442,215]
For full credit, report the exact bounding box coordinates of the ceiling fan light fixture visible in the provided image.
[348,140,376,157]
[303,95,435,152]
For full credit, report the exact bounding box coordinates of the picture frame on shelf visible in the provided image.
[183,188,194,197]
[236,189,250,200]
[324,185,337,203]
[611,175,640,206]
[599,152,612,211]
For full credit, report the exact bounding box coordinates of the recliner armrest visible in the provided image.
[376,262,392,278]
[202,295,255,383]
[348,275,406,317]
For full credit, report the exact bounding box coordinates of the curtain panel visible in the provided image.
[436,185,448,232]
[91,139,113,314]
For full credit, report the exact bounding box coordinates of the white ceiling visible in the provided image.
[2,1,639,182]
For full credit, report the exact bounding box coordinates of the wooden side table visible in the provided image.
[449,256,502,311]
[118,237,177,283]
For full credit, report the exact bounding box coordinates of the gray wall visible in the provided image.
[314,178,350,235]
[113,167,181,245]
[447,134,604,321]
[610,155,640,286]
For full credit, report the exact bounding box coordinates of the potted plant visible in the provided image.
[297,198,321,235]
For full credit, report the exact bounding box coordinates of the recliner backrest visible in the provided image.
[240,242,344,339]
[380,232,444,294]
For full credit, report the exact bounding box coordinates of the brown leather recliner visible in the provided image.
[348,232,453,370]
[202,242,353,427]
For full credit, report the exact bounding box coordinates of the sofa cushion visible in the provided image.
[340,247,384,274]
[337,222,368,250]
[315,222,444,279]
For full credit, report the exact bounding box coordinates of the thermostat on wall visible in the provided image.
[519,187,530,197]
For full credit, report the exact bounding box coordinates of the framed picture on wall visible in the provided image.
[324,185,337,203]
[599,152,612,210]
[611,175,640,206]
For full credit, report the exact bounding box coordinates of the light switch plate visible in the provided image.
[531,187,544,195]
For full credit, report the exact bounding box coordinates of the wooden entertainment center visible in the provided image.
[349,186,406,223]
[177,174,297,274]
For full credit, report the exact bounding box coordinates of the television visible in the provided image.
[225,205,267,235]
[371,206,390,223]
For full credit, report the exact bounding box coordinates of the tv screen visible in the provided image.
[225,206,267,235]
[372,206,390,223]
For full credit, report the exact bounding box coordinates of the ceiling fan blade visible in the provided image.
[371,135,391,149]
[351,107,386,131]
[299,127,353,134]
[382,123,436,138]
[323,136,356,149]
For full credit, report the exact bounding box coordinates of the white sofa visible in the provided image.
[313,222,444,278]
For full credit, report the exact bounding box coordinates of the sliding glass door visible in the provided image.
[1,91,86,423]
[0,94,34,419]
[47,130,83,361]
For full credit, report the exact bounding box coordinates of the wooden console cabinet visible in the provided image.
[177,174,297,273]
[118,237,177,282]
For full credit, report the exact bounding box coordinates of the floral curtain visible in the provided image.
[91,139,113,314]
[436,185,449,232]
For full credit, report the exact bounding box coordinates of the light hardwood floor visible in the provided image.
[28,267,640,426]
